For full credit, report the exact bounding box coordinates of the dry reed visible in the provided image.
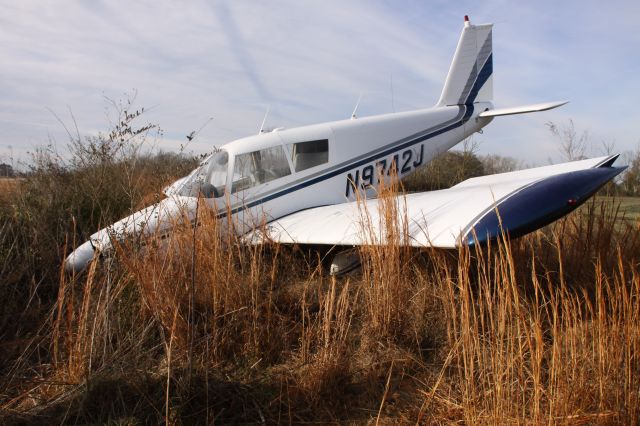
[2,183,640,424]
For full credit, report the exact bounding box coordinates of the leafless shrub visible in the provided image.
[547,119,590,161]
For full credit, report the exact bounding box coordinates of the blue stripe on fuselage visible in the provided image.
[220,104,475,217]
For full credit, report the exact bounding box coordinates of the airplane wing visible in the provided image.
[246,155,624,248]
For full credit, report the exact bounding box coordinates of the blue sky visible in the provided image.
[1,0,638,167]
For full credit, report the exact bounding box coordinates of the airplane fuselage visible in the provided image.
[63,18,510,273]
[211,102,493,232]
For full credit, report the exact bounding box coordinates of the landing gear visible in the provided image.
[329,248,361,276]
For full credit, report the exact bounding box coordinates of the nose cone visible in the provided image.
[63,196,204,273]
[64,240,96,273]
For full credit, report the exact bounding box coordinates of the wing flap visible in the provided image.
[248,155,623,248]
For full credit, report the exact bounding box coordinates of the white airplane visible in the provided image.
[65,16,624,273]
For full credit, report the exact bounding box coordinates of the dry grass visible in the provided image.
[0,178,20,200]
[1,179,640,424]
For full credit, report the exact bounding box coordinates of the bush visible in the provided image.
[0,98,197,373]
[402,150,485,191]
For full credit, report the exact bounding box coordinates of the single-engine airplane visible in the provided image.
[65,16,624,273]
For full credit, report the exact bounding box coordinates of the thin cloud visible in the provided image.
[213,1,274,103]
[0,0,638,165]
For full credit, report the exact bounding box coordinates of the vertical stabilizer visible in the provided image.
[437,16,493,106]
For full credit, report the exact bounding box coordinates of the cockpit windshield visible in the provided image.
[177,150,228,198]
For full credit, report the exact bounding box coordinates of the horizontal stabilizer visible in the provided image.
[246,155,623,248]
[479,101,568,118]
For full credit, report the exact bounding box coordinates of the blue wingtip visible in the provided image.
[466,166,625,246]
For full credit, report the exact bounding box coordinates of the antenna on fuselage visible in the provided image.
[351,92,363,120]
[258,106,271,134]
[184,116,214,150]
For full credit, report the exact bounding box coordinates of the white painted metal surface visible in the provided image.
[250,156,615,248]
[478,101,569,117]
[437,19,493,107]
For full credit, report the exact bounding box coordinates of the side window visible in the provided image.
[287,139,329,172]
[231,145,291,193]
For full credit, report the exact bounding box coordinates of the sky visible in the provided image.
[1,0,639,168]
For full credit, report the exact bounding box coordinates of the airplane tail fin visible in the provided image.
[437,16,493,107]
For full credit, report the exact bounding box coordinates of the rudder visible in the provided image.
[437,16,493,106]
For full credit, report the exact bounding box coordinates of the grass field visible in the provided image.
[0,178,20,199]
[0,112,638,423]
[597,195,640,221]
[1,176,639,424]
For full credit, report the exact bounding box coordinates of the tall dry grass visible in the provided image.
[2,145,640,422]
[417,241,640,424]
